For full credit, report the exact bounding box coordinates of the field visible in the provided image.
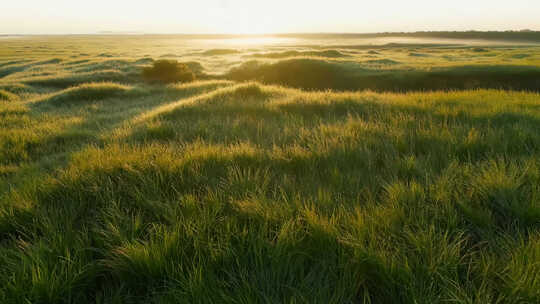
[1,35,540,303]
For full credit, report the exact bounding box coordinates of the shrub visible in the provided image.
[142,60,195,84]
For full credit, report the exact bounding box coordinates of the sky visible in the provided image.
[2,0,540,35]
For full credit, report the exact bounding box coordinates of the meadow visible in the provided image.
[1,35,540,303]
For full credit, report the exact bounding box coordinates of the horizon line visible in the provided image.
[2,29,539,36]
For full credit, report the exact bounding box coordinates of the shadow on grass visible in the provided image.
[226,59,540,92]
[2,82,540,302]
[0,81,235,203]
[2,126,538,302]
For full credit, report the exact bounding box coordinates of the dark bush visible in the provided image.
[142,60,195,84]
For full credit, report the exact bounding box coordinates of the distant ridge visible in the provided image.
[98,31,144,35]
[4,31,540,43]
[272,31,540,43]
[140,31,540,43]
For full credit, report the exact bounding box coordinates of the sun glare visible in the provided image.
[2,0,538,34]
[207,13,280,35]
[222,23,273,35]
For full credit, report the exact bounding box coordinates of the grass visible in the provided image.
[199,49,241,56]
[227,59,540,91]
[34,82,142,106]
[0,35,539,303]
[249,50,350,59]
[24,70,138,89]
[0,89,19,101]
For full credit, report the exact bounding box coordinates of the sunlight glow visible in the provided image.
[1,0,539,34]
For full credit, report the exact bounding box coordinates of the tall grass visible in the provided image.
[227,59,540,92]
[1,37,539,303]
[1,81,539,303]
[0,89,19,102]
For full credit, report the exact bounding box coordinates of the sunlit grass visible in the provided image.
[0,36,539,303]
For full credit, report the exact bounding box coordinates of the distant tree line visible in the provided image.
[275,31,540,42]
[140,31,540,43]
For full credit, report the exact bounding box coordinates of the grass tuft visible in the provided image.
[36,82,142,105]
[0,89,19,102]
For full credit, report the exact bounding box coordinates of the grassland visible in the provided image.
[1,35,540,303]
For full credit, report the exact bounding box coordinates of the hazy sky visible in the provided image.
[2,0,539,34]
